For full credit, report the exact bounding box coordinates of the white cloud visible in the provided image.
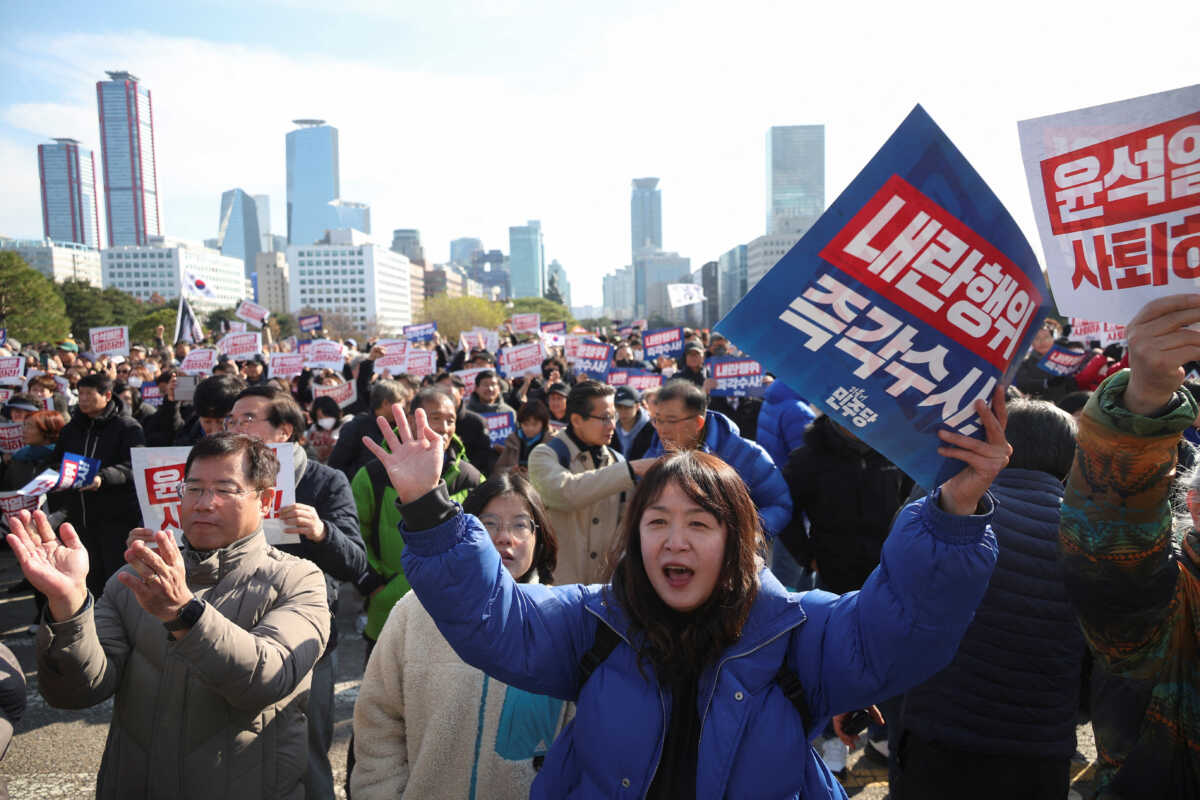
[1,1,1196,308]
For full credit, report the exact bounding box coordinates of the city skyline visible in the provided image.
[0,0,1193,309]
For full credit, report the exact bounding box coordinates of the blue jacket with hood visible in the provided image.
[645,410,793,538]
[757,380,817,468]
[397,483,999,799]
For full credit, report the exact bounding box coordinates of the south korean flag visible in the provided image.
[667,283,706,308]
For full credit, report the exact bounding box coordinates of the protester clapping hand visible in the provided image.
[936,383,1012,516]
[362,404,444,504]
[6,510,88,621]
[1123,294,1200,416]
[116,530,194,627]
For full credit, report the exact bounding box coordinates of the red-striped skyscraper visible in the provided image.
[96,70,161,246]
[38,137,101,247]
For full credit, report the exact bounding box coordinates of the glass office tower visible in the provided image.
[96,70,160,246]
[38,138,101,247]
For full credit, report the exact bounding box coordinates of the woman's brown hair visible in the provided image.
[26,410,66,443]
[607,450,761,680]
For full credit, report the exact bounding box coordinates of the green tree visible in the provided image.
[544,273,565,306]
[102,287,145,327]
[508,296,574,327]
[424,295,507,341]
[0,252,72,346]
[130,307,178,347]
[58,279,113,342]
[270,311,299,340]
[205,306,240,333]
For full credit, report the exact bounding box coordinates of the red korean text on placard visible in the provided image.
[819,174,1041,371]
[1041,111,1200,235]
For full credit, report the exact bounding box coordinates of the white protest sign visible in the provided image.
[217,332,261,360]
[179,348,217,375]
[0,490,40,518]
[304,339,345,372]
[1018,84,1200,324]
[131,444,298,545]
[511,313,541,334]
[269,352,306,378]
[313,380,357,409]
[0,357,26,385]
[227,321,248,333]
[377,339,409,357]
[89,326,130,357]
[0,422,23,453]
[498,341,545,379]
[403,349,437,377]
[667,283,706,308]
[234,299,270,328]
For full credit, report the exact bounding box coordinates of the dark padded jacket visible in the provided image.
[756,380,816,469]
[780,415,914,593]
[899,468,1085,758]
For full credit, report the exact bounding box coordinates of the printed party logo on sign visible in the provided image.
[89,326,130,357]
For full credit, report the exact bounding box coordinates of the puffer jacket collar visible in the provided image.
[181,529,269,587]
[697,410,740,455]
[584,565,807,666]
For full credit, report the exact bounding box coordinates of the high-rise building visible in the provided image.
[0,239,102,286]
[254,251,289,315]
[38,138,101,247]
[546,259,571,308]
[450,237,483,266]
[694,260,720,329]
[767,125,825,235]
[466,250,510,301]
[96,70,160,246]
[285,120,369,245]
[409,262,426,321]
[391,229,425,266]
[216,189,262,279]
[508,220,544,299]
[287,229,411,333]
[631,177,663,260]
[746,230,804,292]
[102,236,244,312]
[717,244,748,319]
[635,250,691,323]
[602,266,635,321]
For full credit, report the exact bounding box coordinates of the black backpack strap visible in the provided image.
[774,663,814,734]
[579,621,622,688]
[546,436,573,469]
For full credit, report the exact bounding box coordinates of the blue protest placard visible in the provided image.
[299,314,323,333]
[58,452,102,489]
[707,356,766,397]
[643,327,684,361]
[483,411,515,446]
[404,322,437,343]
[573,340,614,381]
[540,321,567,335]
[606,368,662,390]
[1037,344,1090,377]
[716,105,1049,490]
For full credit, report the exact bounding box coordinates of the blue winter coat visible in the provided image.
[644,410,793,538]
[900,468,1086,758]
[757,380,817,468]
[398,485,999,799]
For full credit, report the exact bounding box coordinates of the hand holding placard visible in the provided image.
[937,385,1012,516]
[1123,294,1200,416]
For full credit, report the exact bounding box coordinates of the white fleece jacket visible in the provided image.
[351,583,572,800]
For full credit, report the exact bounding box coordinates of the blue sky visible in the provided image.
[2,0,1195,307]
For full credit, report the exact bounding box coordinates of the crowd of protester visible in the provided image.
[2,299,1199,799]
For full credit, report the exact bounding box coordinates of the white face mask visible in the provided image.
[126,376,143,388]
[317,417,337,430]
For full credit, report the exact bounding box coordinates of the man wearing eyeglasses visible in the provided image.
[645,379,792,540]
[528,380,655,584]
[8,433,330,799]
[227,384,366,800]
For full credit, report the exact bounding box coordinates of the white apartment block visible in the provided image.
[746,227,808,291]
[287,228,412,335]
[102,236,245,312]
[1,238,103,286]
[255,251,290,315]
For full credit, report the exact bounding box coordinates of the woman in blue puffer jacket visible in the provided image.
[360,389,1008,799]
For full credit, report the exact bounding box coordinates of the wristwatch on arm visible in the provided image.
[164,598,206,633]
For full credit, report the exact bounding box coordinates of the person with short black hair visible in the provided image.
[528,381,655,584]
[610,386,654,461]
[434,372,496,475]
[228,384,366,799]
[10,433,330,799]
[496,399,551,473]
[45,370,145,598]
[327,379,411,482]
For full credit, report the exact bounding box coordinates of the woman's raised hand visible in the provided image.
[936,383,1012,516]
[362,403,444,504]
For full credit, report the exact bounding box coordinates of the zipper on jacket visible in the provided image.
[583,607,669,800]
[696,619,807,750]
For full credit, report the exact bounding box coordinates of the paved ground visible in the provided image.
[0,548,1100,799]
